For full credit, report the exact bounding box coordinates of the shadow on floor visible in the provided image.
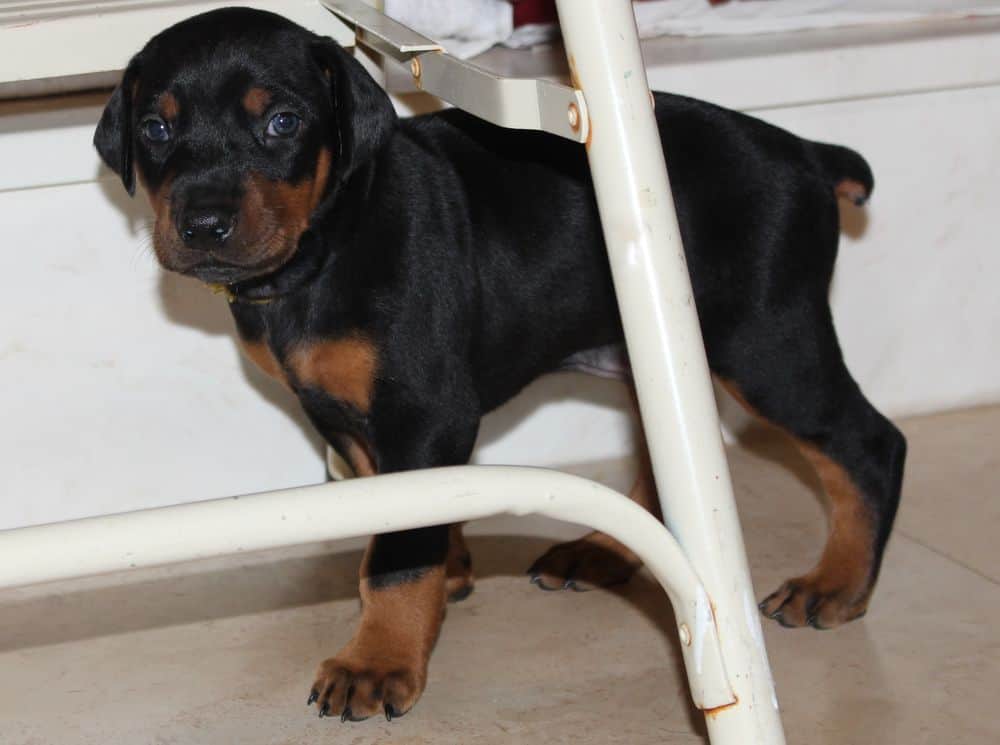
[0,532,708,736]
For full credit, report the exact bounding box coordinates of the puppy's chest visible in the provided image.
[236,325,377,415]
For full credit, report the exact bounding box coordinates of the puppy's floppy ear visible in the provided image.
[312,38,397,184]
[94,56,142,196]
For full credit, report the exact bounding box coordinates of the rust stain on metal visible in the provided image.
[567,53,582,91]
[704,695,740,719]
[585,114,593,150]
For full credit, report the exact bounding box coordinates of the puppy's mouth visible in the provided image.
[186,249,291,285]
[155,228,298,286]
[188,262,264,285]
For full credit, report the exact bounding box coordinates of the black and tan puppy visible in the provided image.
[94,8,906,723]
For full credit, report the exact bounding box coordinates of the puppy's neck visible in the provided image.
[223,229,329,304]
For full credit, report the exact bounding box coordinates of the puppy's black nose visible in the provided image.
[179,208,235,249]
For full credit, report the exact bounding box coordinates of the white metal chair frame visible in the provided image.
[0,2,786,742]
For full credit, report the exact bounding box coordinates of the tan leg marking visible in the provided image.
[237,339,289,389]
[288,336,377,413]
[344,437,377,477]
[311,543,446,721]
[719,378,876,628]
[759,442,875,628]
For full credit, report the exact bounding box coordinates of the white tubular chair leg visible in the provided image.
[553,1,787,742]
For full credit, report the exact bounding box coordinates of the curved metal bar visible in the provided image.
[0,465,734,708]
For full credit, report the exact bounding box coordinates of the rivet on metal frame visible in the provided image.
[567,102,581,131]
[410,56,422,85]
[679,623,692,646]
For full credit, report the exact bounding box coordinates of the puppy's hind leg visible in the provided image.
[718,308,906,630]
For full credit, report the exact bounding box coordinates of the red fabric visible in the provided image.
[511,0,557,28]
[510,0,729,28]
[512,1,736,30]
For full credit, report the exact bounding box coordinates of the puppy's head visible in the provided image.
[95,8,396,286]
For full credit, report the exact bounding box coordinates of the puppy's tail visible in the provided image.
[815,143,874,206]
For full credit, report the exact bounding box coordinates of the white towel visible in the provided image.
[385,0,1000,58]
[384,0,513,58]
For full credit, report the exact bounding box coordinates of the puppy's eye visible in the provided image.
[266,112,301,138]
[141,116,171,143]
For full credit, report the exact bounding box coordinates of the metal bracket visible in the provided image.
[319,0,589,143]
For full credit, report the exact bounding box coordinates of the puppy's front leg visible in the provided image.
[311,526,449,722]
[302,386,479,723]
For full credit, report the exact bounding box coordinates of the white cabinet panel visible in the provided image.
[761,86,1000,417]
[0,0,353,90]
[0,181,328,529]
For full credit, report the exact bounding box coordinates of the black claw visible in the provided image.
[531,575,561,591]
[307,689,319,706]
[341,707,351,723]
[384,703,395,722]
[760,592,788,620]
[805,594,823,620]
[808,613,833,631]
[319,702,330,718]
[760,591,781,610]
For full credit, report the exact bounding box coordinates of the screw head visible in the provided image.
[567,103,580,130]
[410,57,421,79]
[679,623,692,646]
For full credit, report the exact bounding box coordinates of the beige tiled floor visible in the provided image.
[1,406,997,744]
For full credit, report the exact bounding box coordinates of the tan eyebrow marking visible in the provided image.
[242,87,272,117]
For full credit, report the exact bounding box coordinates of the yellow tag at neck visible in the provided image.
[205,282,273,305]
[206,283,236,303]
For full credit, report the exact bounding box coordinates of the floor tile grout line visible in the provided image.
[896,529,1000,587]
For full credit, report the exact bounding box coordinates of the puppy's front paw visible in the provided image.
[309,642,426,722]
[528,532,641,592]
